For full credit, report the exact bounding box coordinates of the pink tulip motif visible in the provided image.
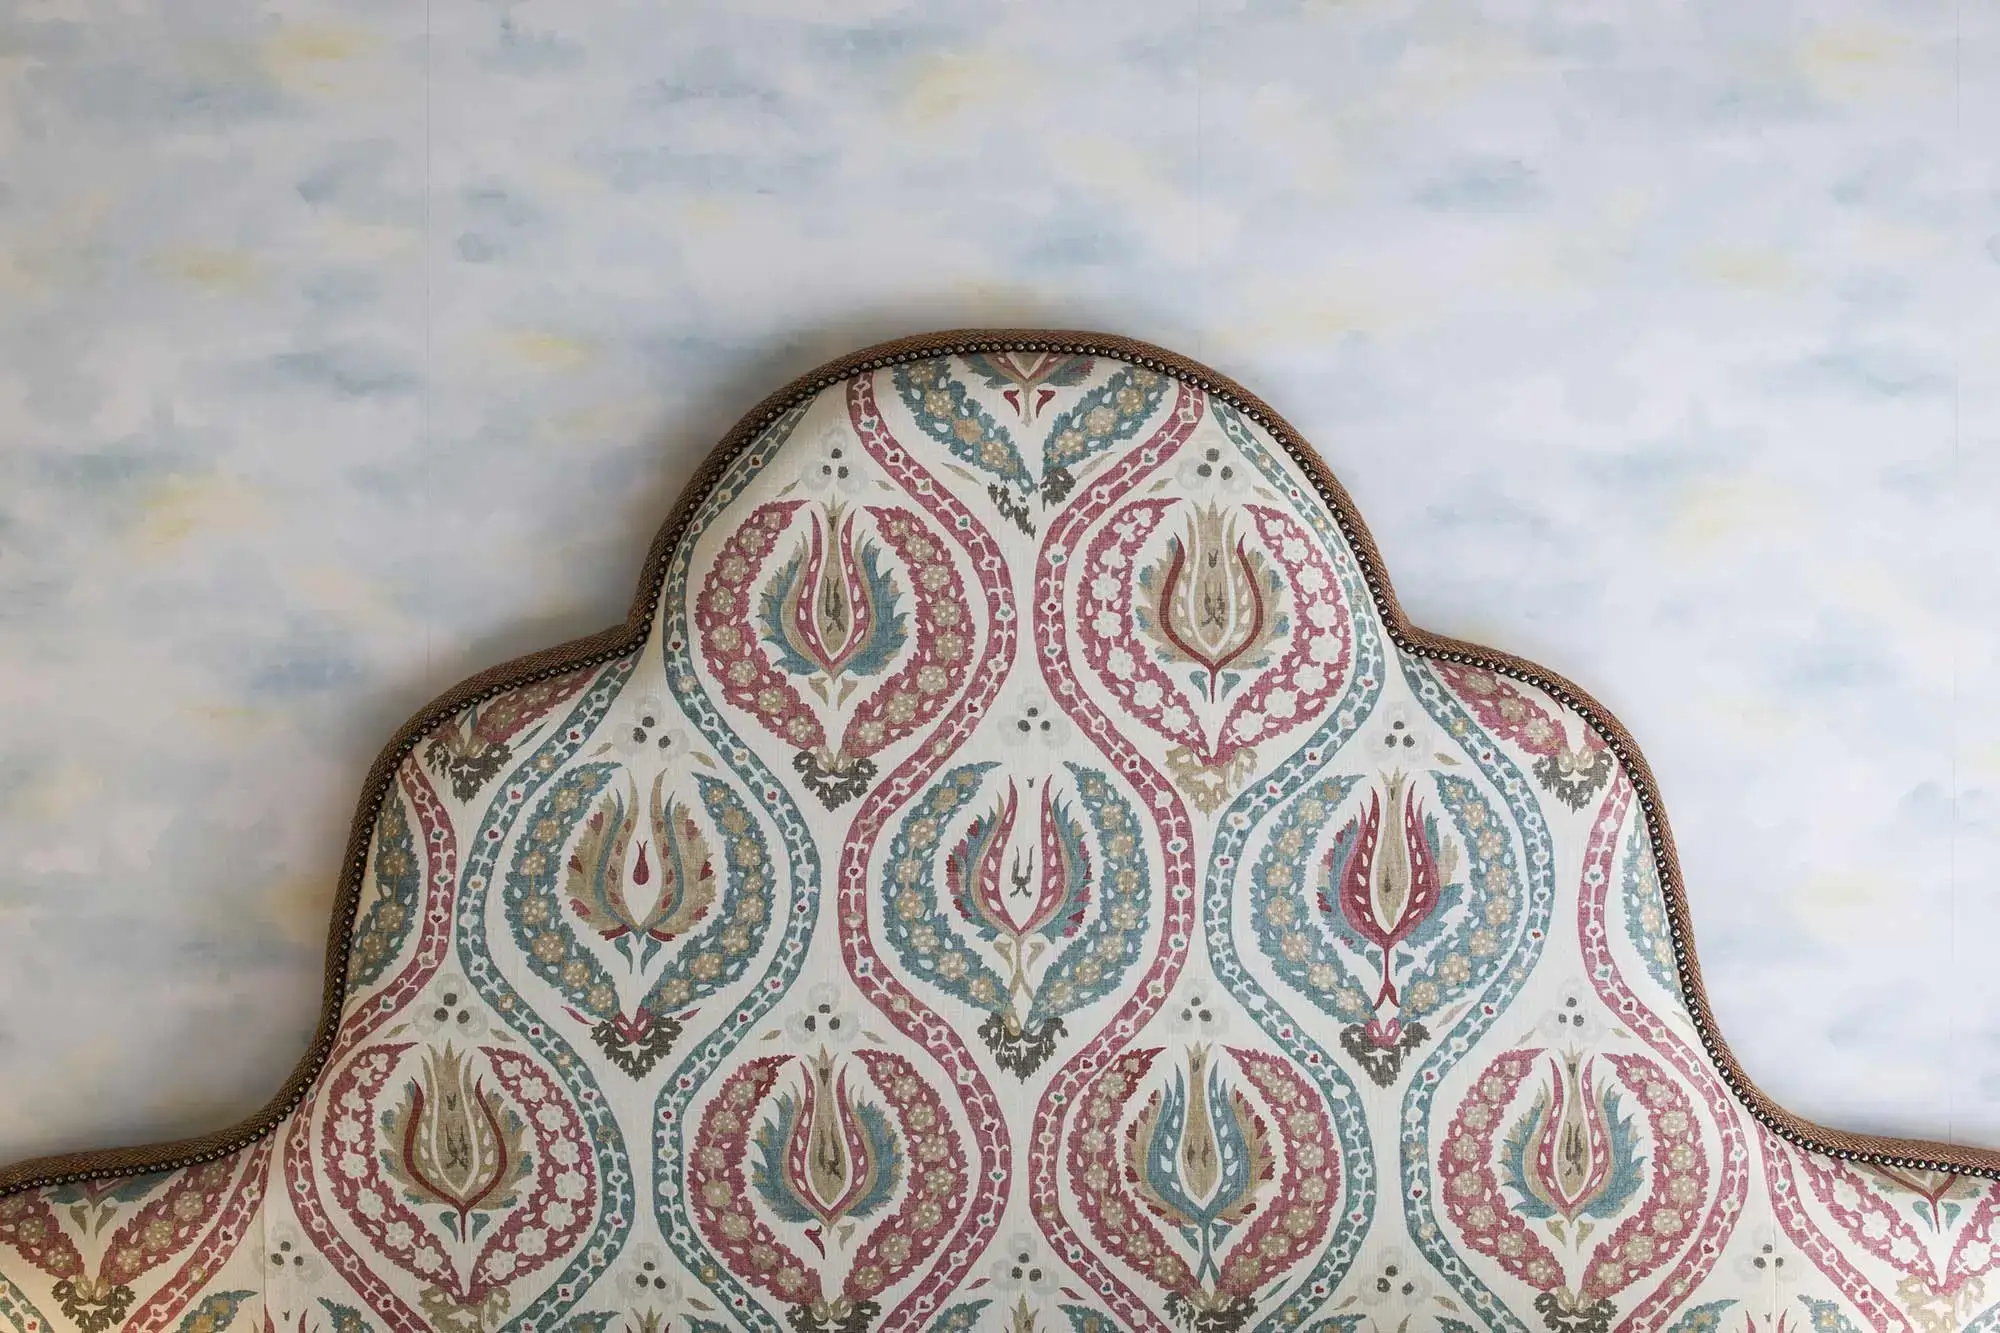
[762,1051,902,1259]
[696,501,969,811]
[1318,772,1458,1085]
[1441,1047,1706,1333]
[943,779,1094,1075]
[1507,1054,1635,1232]
[1076,497,1351,815]
[691,1051,968,1333]
[881,762,1154,1086]
[1143,506,1278,705]
[765,505,906,695]
[323,1040,597,1331]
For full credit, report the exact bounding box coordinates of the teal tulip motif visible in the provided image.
[1127,1047,1273,1292]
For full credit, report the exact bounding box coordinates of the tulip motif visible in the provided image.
[882,763,1154,1082]
[753,1052,903,1256]
[1140,505,1282,705]
[696,1050,965,1333]
[566,772,717,966]
[318,1039,597,1333]
[966,350,1094,423]
[1441,1048,1692,1333]
[1320,773,1459,1084]
[1126,1047,1274,1297]
[763,504,908,700]
[1502,1054,1642,1236]
[700,501,966,810]
[1081,496,1350,813]
[945,781,1094,1075]
[757,502,912,808]
[1068,1045,1334,1333]
[560,771,720,1076]
[381,1045,532,1242]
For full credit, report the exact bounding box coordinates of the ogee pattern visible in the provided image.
[2,333,1993,1333]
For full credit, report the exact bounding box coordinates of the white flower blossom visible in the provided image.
[613,691,690,766]
[987,1232,1062,1295]
[996,688,1073,751]
[413,972,489,1041]
[256,1224,327,1288]
[797,426,868,497]
[1363,699,1433,767]
[1173,435,1252,498]
[786,982,862,1047]
[618,1242,687,1305]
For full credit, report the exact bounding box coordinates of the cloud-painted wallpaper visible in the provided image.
[0,0,1993,1166]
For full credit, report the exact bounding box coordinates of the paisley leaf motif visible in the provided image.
[840,1049,970,1303]
[1618,824,1681,1003]
[1042,363,1173,497]
[505,764,622,1020]
[691,1052,824,1310]
[171,1290,254,1333]
[1066,1049,1199,1298]
[350,786,421,990]
[1022,767,1149,1033]
[696,501,824,752]
[1213,1050,1339,1299]
[1030,788,1093,944]
[892,359,1033,492]
[643,773,720,944]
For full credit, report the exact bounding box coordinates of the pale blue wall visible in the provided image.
[1,0,1993,1162]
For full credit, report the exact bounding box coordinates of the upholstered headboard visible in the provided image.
[3,332,1992,1333]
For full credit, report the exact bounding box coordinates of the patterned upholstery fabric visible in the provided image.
[3,333,1995,1333]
